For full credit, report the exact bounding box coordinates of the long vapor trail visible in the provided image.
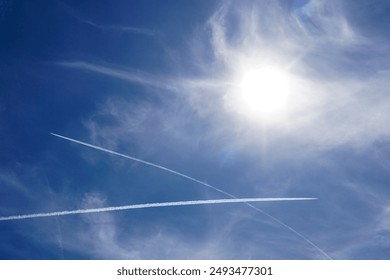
[51,133,233,197]
[0,198,316,221]
[50,133,332,259]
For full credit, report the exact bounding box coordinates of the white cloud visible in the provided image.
[176,0,390,158]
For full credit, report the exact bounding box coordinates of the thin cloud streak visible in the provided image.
[51,133,332,259]
[57,61,177,91]
[0,197,316,221]
[78,18,157,36]
[59,0,156,37]
[57,61,226,93]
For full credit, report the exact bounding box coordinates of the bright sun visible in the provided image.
[240,66,291,117]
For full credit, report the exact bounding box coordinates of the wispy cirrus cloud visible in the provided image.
[181,0,390,155]
[58,0,157,37]
[75,17,157,37]
[57,61,177,91]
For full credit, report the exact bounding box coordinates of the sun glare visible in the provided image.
[240,66,291,117]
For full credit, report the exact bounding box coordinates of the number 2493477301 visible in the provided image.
[209,266,273,276]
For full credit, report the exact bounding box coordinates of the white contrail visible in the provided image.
[51,133,232,197]
[0,198,315,221]
[50,133,332,259]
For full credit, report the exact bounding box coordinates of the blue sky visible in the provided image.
[1,0,390,259]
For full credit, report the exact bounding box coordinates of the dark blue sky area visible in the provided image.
[1,0,390,260]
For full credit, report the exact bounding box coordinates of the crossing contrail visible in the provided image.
[50,133,332,259]
[0,198,316,221]
[51,133,231,196]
